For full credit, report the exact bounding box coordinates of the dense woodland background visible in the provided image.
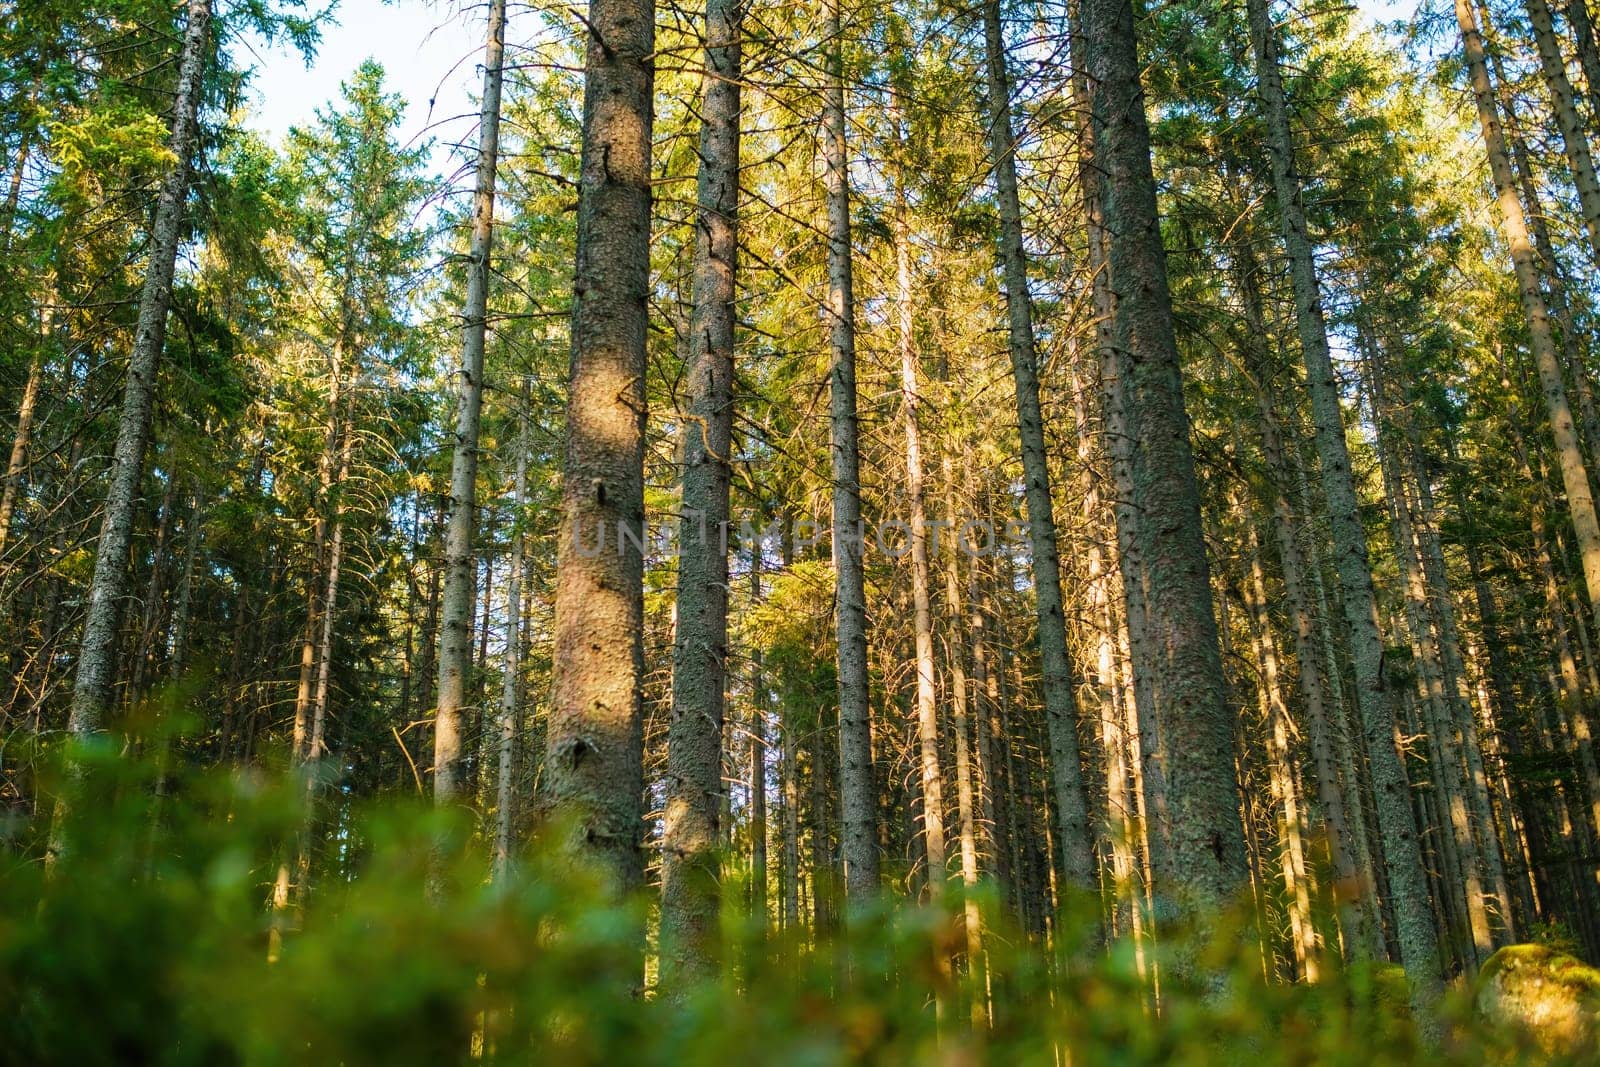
[5,0,1600,1056]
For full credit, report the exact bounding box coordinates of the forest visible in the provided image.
[5,0,1600,1058]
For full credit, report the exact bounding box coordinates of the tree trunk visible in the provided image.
[546,0,654,897]
[166,482,203,679]
[1457,0,1600,633]
[822,0,877,907]
[0,343,42,560]
[67,0,211,735]
[781,683,801,931]
[1522,0,1600,267]
[1568,0,1600,121]
[981,0,1097,904]
[1070,28,1176,896]
[1402,436,1517,943]
[493,379,528,882]
[1365,341,1492,968]
[662,0,739,982]
[1234,243,1373,958]
[436,0,507,803]
[1492,68,1600,471]
[1083,0,1248,919]
[750,552,769,931]
[1241,539,1319,981]
[940,456,986,984]
[1247,0,1443,1007]
[890,166,947,905]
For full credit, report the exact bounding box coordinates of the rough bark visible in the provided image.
[67,0,211,735]
[663,0,740,980]
[1071,0,1174,897]
[546,0,654,895]
[822,0,877,906]
[1083,0,1248,916]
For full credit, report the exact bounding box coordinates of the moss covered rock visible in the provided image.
[1475,943,1600,1058]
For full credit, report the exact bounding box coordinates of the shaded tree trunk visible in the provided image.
[493,378,528,881]
[981,0,1097,902]
[1248,0,1442,1008]
[1083,0,1248,920]
[662,0,740,982]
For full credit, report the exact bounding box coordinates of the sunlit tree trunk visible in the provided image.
[67,0,211,736]
[822,0,876,906]
[547,0,654,896]
[968,544,1013,900]
[436,0,507,803]
[1457,0,1600,633]
[889,164,948,908]
[1242,528,1320,982]
[1401,437,1516,942]
[0,329,42,558]
[1522,0,1600,266]
[1494,82,1600,465]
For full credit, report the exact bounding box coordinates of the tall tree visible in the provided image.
[980,0,1097,901]
[662,0,742,985]
[823,0,878,905]
[1455,0,1600,675]
[494,378,529,881]
[1521,0,1600,267]
[1244,0,1441,1002]
[67,0,211,735]
[435,0,508,804]
[545,0,656,894]
[1081,0,1249,919]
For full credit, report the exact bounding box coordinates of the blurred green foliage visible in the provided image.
[0,737,1581,1065]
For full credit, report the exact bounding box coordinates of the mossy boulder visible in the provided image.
[1475,943,1600,1058]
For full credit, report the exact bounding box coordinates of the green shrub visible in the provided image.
[0,745,1570,1065]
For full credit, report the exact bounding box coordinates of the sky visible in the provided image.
[238,0,1422,181]
[239,0,489,177]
